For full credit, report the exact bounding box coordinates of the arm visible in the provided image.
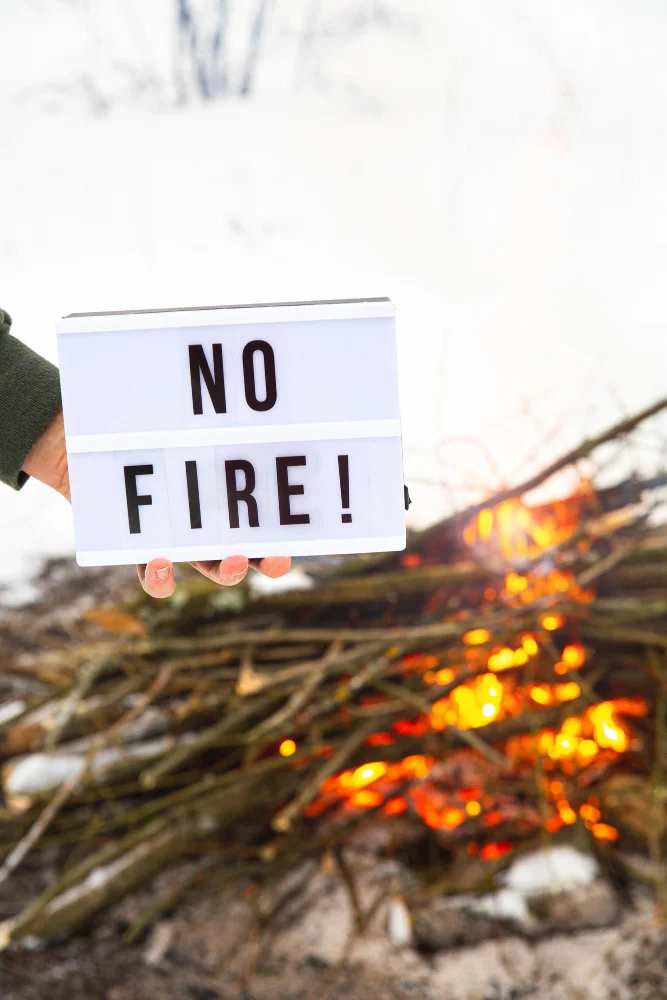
[0,309,64,493]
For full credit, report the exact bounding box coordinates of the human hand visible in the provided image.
[23,408,291,598]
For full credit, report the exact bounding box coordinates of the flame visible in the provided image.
[589,703,628,752]
[463,493,591,563]
[431,672,504,731]
[504,697,648,767]
[464,497,596,609]
[308,693,645,840]
[301,490,647,848]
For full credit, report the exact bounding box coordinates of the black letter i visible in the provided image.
[185,461,202,529]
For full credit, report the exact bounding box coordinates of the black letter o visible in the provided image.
[242,340,277,411]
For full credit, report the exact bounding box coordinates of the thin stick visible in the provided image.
[427,395,667,532]
[43,653,112,752]
[272,720,377,832]
[0,661,176,884]
[245,641,343,748]
[0,771,81,887]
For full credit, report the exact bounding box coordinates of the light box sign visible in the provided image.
[56,299,407,567]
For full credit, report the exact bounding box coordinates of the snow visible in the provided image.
[249,566,314,596]
[4,754,85,797]
[502,845,599,896]
[0,701,26,726]
[2,1,667,602]
[467,887,532,927]
[42,839,156,918]
[387,895,413,947]
[437,846,599,930]
[3,736,179,797]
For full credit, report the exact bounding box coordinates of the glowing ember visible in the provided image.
[592,822,620,842]
[506,572,529,594]
[522,635,539,656]
[558,803,577,825]
[577,739,598,760]
[540,613,565,631]
[349,789,383,809]
[384,796,407,816]
[580,803,601,824]
[463,628,491,646]
[481,841,513,861]
[351,762,388,788]
[366,732,394,748]
[398,755,434,779]
[530,685,552,706]
[554,682,581,702]
[279,739,297,757]
[488,647,515,672]
[562,643,586,668]
[483,810,503,827]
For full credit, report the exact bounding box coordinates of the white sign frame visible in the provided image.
[56,298,406,567]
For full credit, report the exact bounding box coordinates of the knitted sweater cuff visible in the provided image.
[0,310,63,490]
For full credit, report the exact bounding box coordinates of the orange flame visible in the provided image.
[463,492,590,562]
[300,490,646,847]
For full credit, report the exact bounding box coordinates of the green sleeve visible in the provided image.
[0,309,63,491]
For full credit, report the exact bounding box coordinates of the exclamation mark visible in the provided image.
[338,455,352,523]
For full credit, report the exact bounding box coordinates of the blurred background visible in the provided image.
[2,0,667,598]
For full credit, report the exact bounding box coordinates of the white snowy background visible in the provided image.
[1,0,667,602]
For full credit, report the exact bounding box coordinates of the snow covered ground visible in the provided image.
[2,0,667,602]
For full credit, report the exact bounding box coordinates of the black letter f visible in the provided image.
[124,465,153,534]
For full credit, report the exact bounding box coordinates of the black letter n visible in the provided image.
[189,344,226,414]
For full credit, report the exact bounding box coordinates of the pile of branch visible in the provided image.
[0,398,667,948]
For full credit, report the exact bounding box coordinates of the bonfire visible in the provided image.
[0,397,666,947]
